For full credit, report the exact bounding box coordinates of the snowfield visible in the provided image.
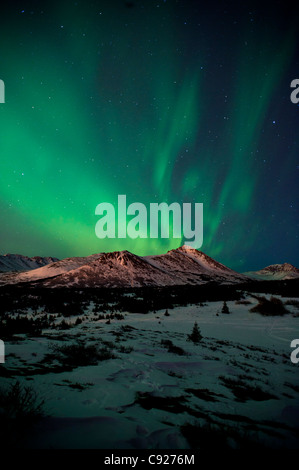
[1,294,299,449]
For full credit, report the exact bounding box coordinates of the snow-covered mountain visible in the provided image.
[145,245,247,285]
[41,251,176,288]
[0,254,102,285]
[244,263,299,281]
[0,245,250,287]
[0,254,59,273]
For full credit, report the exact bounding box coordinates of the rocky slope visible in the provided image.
[0,246,250,287]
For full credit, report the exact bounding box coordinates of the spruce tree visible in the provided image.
[222,301,230,314]
[187,322,202,344]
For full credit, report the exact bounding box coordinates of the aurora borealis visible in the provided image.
[0,0,298,271]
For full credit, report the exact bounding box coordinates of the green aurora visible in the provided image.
[0,0,298,271]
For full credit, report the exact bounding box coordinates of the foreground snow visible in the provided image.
[1,295,299,449]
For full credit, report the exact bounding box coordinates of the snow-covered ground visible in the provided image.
[1,294,299,449]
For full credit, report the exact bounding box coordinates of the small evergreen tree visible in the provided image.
[164,309,170,317]
[222,301,230,314]
[187,322,202,344]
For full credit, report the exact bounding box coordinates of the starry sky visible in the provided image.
[0,0,298,271]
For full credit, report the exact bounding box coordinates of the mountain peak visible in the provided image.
[178,244,196,252]
[262,263,299,273]
[244,262,299,280]
[281,262,298,270]
[169,245,199,255]
[101,250,136,261]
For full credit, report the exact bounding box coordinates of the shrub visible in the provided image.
[117,345,134,354]
[161,339,188,356]
[58,319,72,329]
[250,296,288,316]
[0,381,45,447]
[219,376,278,402]
[0,381,45,421]
[51,342,116,366]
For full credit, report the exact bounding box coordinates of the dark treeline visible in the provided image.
[240,278,299,297]
[0,279,298,317]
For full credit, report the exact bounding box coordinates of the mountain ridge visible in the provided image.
[0,247,297,287]
[0,246,249,287]
[244,262,299,281]
[0,254,59,273]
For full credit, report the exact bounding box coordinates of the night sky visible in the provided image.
[0,0,298,271]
